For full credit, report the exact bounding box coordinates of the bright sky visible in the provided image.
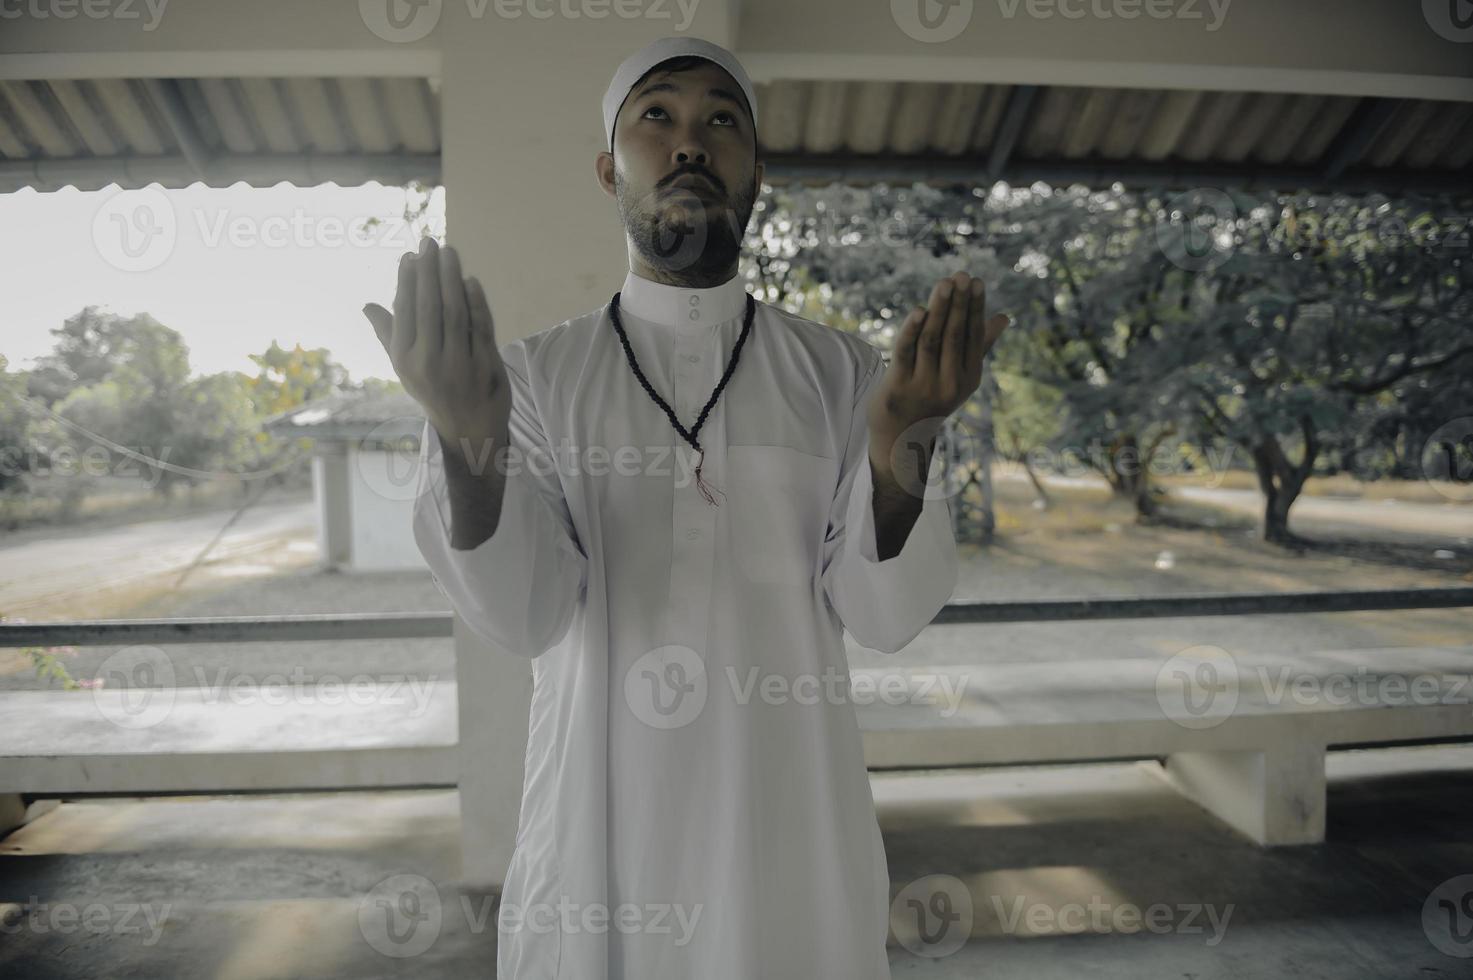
[1,182,446,384]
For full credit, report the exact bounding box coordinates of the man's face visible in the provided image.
[597,60,765,284]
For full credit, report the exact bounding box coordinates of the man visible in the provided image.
[364,34,1009,980]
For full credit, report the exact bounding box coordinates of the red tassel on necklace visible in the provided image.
[693,448,724,506]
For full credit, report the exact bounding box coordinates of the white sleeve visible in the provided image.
[820,347,959,654]
[411,342,588,659]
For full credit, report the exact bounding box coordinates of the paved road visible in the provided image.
[0,497,316,617]
[996,469,1473,546]
[1169,484,1473,545]
[2,475,1468,621]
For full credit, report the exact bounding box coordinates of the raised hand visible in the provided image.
[363,238,511,472]
[868,271,1010,489]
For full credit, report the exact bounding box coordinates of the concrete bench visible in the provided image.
[855,644,1473,845]
[4,645,1470,856]
[0,680,458,796]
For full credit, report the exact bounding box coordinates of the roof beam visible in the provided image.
[986,85,1038,181]
[23,81,89,156]
[143,78,216,178]
[1322,98,1403,183]
[0,87,41,156]
[369,78,403,153]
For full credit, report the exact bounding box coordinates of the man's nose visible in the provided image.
[671,130,710,167]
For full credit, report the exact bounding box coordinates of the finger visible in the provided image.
[391,252,417,360]
[439,245,470,361]
[915,276,956,385]
[363,302,393,351]
[940,276,977,390]
[892,305,926,377]
[465,276,497,359]
[415,237,443,355]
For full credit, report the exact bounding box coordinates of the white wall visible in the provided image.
[346,444,429,572]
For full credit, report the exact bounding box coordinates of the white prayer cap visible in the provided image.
[602,35,757,151]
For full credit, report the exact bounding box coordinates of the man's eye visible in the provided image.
[642,106,668,120]
[712,112,736,126]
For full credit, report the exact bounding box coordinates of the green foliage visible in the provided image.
[361,180,443,247]
[246,341,349,417]
[993,370,1065,459]
[1146,191,1472,536]
[1,309,352,523]
[747,180,1473,543]
[23,311,252,496]
[27,307,186,405]
[0,354,35,494]
[0,613,84,691]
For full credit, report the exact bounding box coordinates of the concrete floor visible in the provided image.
[2,745,1471,979]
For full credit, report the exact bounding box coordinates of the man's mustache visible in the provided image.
[659,166,725,195]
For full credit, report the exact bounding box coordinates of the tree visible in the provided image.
[245,341,349,417]
[24,312,196,495]
[1151,190,1473,544]
[23,309,287,500]
[0,355,37,496]
[752,179,1473,548]
[27,308,182,404]
[992,368,1066,508]
[748,182,1189,536]
[744,182,1021,541]
[169,371,269,491]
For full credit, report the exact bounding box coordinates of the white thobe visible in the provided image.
[412,268,959,979]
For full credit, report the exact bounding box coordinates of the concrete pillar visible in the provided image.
[312,445,353,570]
[1163,741,1328,846]
[437,3,737,887]
[0,795,59,838]
[0,794,25,837]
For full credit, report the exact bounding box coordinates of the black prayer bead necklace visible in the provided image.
[606,290,756,506]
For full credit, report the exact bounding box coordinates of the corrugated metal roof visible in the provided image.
[2,74,1469,194]
[756,81,1473,192]
[264,390,425,444]
[0,76,440,192]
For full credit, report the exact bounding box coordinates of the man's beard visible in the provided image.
[615,167,756,288]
